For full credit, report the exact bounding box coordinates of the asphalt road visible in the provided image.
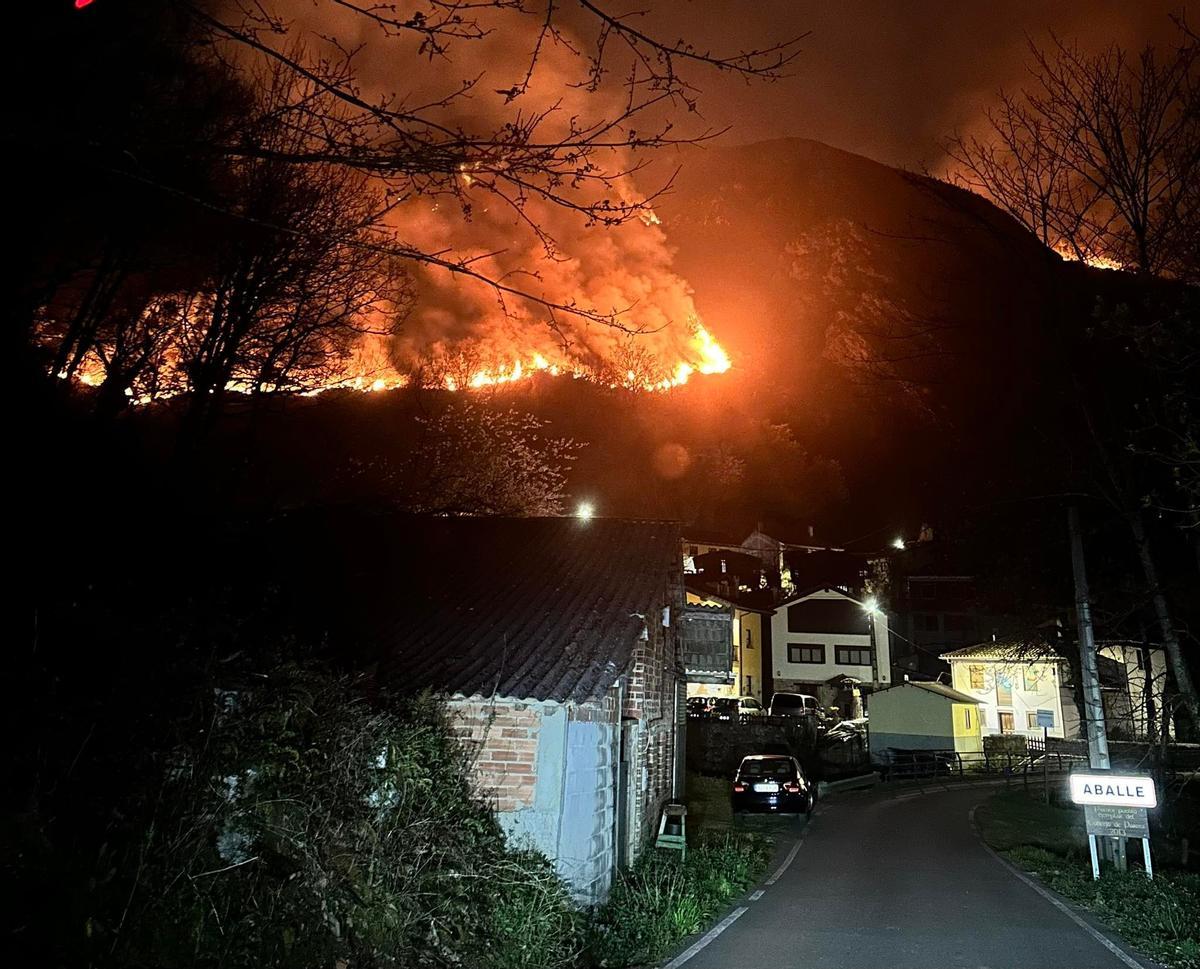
[670,785,1152,969]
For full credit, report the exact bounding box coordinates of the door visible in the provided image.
[999,711,1015,733]
[616,719,638,869]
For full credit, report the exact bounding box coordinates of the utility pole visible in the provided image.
[1069,507,1124,872]
[1069,507,1110,772]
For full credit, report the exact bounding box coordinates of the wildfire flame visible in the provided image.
[1052,241,1124,272]
[55,318,731,404]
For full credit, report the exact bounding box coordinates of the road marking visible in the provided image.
[748,889,764,901]
[763,837,804,886]
[968,806,1150,969]
[661,906,748,969]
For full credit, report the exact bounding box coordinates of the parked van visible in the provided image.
[768,692,818,717]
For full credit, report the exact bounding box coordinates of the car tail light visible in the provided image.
[784,783,801,793]
[733,784,746,792]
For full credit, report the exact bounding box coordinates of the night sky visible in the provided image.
[659,1,1181,167]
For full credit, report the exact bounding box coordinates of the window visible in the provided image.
[835,646,872,666]
[969,665,985,689]
[999,711,1015,733]
[997,675,1013,705]
[788,644,825,664]
[1023,668,1039,691]
[914,613,940,633]
[744,628,754,650]
[1027,710,1054,729]
[962,707,972,730]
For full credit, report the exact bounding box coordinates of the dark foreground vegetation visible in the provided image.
[977,791,1200,969]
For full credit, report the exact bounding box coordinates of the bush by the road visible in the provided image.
[588,831,772,967]
[979,793,1200,969]
[15,661,581,969]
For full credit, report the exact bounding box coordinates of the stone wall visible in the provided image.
[686,716,819,778]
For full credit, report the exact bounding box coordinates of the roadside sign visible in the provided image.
[1070,771,1156,881]
[1084,805,1149,839]
[1035,708,1054,728]
[1069,772,1157,808]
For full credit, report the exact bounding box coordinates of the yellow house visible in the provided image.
[867,681,983,763]
[684,589,768,702]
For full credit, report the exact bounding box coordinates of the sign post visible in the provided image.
[1069,771,1156,880]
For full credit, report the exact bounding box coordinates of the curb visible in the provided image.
[968,803,1160,969]
[817,772,879,797]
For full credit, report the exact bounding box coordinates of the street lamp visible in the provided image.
[576,501,595,520]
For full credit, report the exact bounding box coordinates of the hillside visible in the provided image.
[123,139,1121,541]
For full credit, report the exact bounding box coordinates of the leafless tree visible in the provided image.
[402,401,580,515]
[177,63,411,433]
[948,25,1199,278]
[181,0,805,325]
[946,23,1200,724]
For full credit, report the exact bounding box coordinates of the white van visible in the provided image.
[768,692,819,717]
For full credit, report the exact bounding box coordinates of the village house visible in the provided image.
[867,680,983,763]
[292,512,686,905]
[769,586,892,716]
[943,640,1171,741]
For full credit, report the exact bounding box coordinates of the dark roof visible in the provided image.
[282,512,681,704]
[684,583,774,614]
[940,641,1058,661]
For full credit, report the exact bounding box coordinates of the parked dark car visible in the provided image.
[731,755,815,814]
[687,697,710,719]
[710,697,738,721]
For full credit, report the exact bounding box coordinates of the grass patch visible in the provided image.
[978,793,1200,969]
[588,831,772,967]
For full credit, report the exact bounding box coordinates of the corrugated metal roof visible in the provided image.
[284,512,681,703]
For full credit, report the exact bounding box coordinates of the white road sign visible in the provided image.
[1069,772,1157,809]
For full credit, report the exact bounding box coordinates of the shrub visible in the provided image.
[98,666,580,969]
[588,831,772,967]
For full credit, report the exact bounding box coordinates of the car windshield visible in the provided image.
[773,696,809,711]
[738,759,794,780]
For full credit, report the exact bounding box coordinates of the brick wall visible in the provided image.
[622,585,686,852]
[450,697,542,813]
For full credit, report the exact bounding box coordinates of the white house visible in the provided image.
[943,643,1068,739]
[944,640,1172,742]
[768,586,891,716]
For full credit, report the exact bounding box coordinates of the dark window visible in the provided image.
[944,613,972,631]
[835,646,872,666]
[737,758,796,781]
[910,580,937,599]
[744,628,754,649]
[914,613,940,633]
[788,643,825,664]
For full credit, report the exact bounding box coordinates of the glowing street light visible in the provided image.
[892,536,905,550]
[862,596,880,615]
[576,501,595,520]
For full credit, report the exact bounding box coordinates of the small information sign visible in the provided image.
[1084,804,1150,839]
[1036,708,1054,728]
